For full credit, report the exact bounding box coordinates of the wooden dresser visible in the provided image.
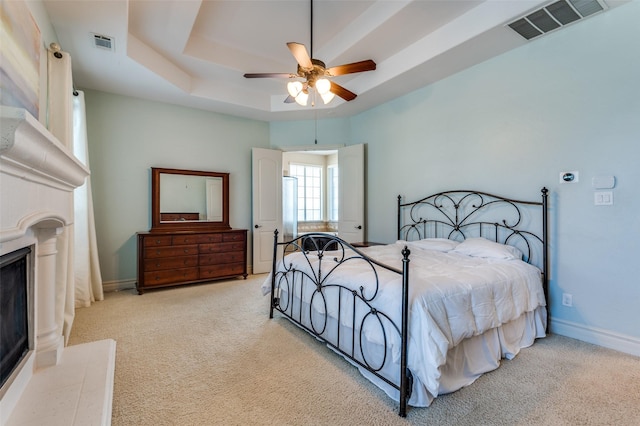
[137,229,247,294]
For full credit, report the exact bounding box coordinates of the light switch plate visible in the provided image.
[594,191,613,206]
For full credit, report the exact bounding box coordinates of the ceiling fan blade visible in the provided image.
[284,95,296,103]
[330,82,357,101]
[287,42,313,70]
[244,73,295,79]
[326,60,376,77]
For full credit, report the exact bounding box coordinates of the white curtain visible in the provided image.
[47,48,103,344]
[47,48,76,344]
[73,90,104,307]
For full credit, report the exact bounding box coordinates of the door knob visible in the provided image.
[355,225,362,229]
[255,224,261,229]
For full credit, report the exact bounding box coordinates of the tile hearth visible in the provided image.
[7,339,116,426]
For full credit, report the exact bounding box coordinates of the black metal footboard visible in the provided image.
[269,231,413,417]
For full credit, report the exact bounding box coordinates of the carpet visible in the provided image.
[68,275,640,425]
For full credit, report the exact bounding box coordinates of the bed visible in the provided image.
[262,188,549,416]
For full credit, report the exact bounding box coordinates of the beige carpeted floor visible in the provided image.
[69,274,640,425]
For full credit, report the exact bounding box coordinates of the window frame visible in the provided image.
[289,163,323,222]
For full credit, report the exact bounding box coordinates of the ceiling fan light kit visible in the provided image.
[243,0,376,108]
[287,81,304,98]
[295,89,309,106]
[315,78,331,95]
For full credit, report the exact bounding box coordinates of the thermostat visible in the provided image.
[559,171,579,183]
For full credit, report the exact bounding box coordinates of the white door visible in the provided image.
[252,148,283,274]
[338,144,364,243]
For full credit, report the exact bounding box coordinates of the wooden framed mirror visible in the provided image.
[150,167,230,232]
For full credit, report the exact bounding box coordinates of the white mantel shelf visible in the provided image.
[1,106,89,243]
[0,106,88,189]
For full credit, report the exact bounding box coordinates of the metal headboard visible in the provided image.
[397,188,549,302]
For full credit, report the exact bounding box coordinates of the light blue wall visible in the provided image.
[84,90,269,283]
[349,3,640,340]
[270,116,351,148]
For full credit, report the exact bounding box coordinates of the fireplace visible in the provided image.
[0,247,32,392]
[1,106,116,425]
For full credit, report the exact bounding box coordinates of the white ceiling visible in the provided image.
[41,0,621,122]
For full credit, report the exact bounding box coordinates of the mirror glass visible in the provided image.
[151,167,230,231]
[159,174,223,222]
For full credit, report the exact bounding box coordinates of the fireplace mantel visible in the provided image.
[1,106,115,425]
[1,106,89,243]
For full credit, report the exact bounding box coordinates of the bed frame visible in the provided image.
[269,188,548,417]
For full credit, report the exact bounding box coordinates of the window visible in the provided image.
[290,164,322,221]
[327,165,338,222]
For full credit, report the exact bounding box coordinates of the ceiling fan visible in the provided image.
[243,0,376,106]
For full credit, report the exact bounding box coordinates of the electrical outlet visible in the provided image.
[562,293,573,307]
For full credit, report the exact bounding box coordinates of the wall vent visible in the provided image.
[508,0,607,40]
[92,33,114,51]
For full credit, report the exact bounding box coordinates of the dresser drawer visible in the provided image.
[172,234,200,245]
[199,251,245,266]
[145,245,198,258]
[144,268,198,286]
[200,241,244,254]
[223,232,245,243]
[199,263,245,279]
[144,256,198,271]
[194,233,223,244]
[142,235,172,247]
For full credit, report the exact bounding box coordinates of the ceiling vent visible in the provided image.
[508,0,607,40]
[92,33,114,51]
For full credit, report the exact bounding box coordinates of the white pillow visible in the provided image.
[404,238,460,252]
[450,237,523,260]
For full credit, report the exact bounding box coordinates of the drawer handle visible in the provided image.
[155,263,161,267]
[184,249,189,253]
[155,239,162,244]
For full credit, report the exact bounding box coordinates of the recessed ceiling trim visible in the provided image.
[507,0,607,40]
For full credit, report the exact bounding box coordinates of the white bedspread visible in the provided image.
[262,241,546,404]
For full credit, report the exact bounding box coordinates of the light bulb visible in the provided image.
[295,90,309,106]
[315,78,331,95]
[321,91,335,104]
[287,81,303,97]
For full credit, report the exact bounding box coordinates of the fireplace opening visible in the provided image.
[1,247,32,390]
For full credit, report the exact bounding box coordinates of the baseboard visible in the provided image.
[550,317,640,357]
[102,279,136,293]
[101,266,256,293]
